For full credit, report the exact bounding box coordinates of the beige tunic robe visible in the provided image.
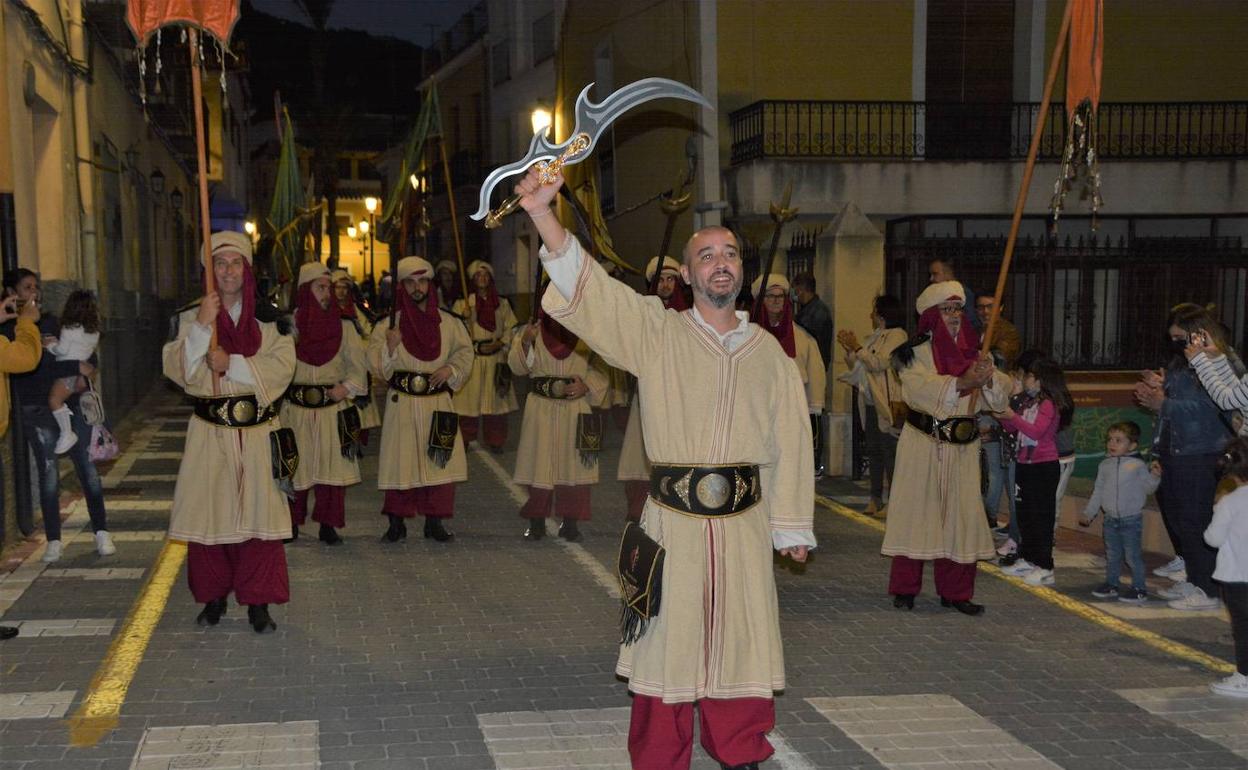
[282,320,368,490]
[451,294,520,417]
[162,311,296,544]
[793,326,826,411]
[368,309,474,489]
[616,396,650,482]
[542,241,814,703]
[508,331,608,488]
[344,313,382,430]
[881,341,1011,563]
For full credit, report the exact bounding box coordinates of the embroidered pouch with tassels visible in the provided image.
[427,411,459,468]
[576,412,603,467]
[617,520,665,645]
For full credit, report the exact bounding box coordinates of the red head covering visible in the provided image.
[918,304,981,380]
[294,281,344,366]
[538,305,578,360]
[657,280,690,312]
[474,281,500,332]
[215,262,262,356]
[750,293,796,358]
[397,282,442,360]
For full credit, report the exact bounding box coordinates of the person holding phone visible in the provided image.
[0,291,43,640]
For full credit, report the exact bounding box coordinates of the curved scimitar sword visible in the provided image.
[472,77,713,228]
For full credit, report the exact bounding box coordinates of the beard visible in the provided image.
[691,269,741,310]
[944,318,962,338]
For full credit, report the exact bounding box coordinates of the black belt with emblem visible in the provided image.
[905,410,978,445]
[473,339,500,355]
[530,376,573,400]
[285,383,336,408]
[649,464,762,518]
[388,370,448,397]
[193,395,277,428]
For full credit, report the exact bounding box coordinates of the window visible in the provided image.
[337,157,354,180]
[532,11,555,65]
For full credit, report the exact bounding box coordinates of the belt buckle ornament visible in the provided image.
[214,399,231,426]
[231,398,256,425]
[412,373,430,394]
[952,419,976,443]
[551,379,568,399]
[304,386,324,407]
[695,472,731,511]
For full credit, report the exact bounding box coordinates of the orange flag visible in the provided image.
[126,0,240,45]
[1052,0,1104,224]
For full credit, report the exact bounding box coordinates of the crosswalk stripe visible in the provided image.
[127,720,318,768]
[1118,687,1248,761]
[807,694,1061,768]
[0,690,78,720]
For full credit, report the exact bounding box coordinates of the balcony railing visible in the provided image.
[729,101,1248,164]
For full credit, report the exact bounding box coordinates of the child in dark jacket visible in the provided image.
[1079,421,1161,602]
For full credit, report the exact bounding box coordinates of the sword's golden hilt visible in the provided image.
[484,134,592,229]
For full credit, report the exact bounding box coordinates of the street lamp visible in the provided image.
[169,188,183,212]
[244,220,257,237]
[150,168,165,195]
[347,225,357,239]
[363,197,378,286]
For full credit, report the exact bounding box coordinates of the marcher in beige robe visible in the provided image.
[163,231,296,634]
[508,311,608,541]
[514,166,813,770]
[882,281,1010,615]
[332,269,382,431]
[452,260,519,452]
[283,263,369,546]
[369,256,474,543]
[752,273,827,477]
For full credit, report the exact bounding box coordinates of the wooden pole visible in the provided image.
[437,136,469,304]
[188,28,220,392]
[981,0,1075,354]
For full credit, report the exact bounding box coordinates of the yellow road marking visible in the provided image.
[67,540,187,746]
[815,494,1235,675]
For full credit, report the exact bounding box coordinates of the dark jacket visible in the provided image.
[0,315,87,410]
[1155,360,1236,457]
[794,295,833,368]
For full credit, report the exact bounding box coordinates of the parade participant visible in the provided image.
[283,262,368,546]
[883,281,1008,615]
[435,259,460,310]
[369,256,473,543]
[452,260,519,453]
[509,299,608,542]
[332,269,381,435]
[162,231,296,633]
[0,291,42,640]
[752,273,827,477]
[516,168,814,770]
[618,255,689,520]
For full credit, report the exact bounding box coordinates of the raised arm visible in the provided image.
[1190,352,1248,410]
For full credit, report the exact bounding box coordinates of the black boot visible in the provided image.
[196,597,228,626]
[318,524,343,546]
[0,626,18,640]
[424,517,454,542]
[941,597,985,616]
[382,514,405,543]
[892,594,915,610]
[523,518,546,540]
[283,523,299,544]
[247,604,277,633]
[557,518,581,542]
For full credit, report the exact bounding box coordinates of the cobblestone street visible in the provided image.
[1,385,1245,770]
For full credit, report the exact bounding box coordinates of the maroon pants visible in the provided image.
[624,481,649,521]
[888,555,977,601]
[186,539,289,605]
[383,483,456,519]
[290,484,346,528]
[629,695,774,769]
[460,414,508,449]
[520,485,592,521]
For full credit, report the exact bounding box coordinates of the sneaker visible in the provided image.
[1167,570,1188,583]
[42,540,63,563]
[1118,588,1149,604]
[1091,583,1120,599]
[996,538,1018,557]
[1158,581,1198,601]
[94,531,117,557]
[1000,558,1037,576]
[1024,568,1055,586]
[1153,556,1185,577]
[1167,588,1221,611]
[1210,672,1248,698]
[54,430,78,455]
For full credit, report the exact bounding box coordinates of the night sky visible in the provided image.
[249,0,478,45]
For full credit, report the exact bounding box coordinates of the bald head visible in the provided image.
[682,226,739,266]
[680,226,742,310]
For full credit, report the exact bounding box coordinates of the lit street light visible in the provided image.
[363,196,378,288]
[531,106,552,137]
